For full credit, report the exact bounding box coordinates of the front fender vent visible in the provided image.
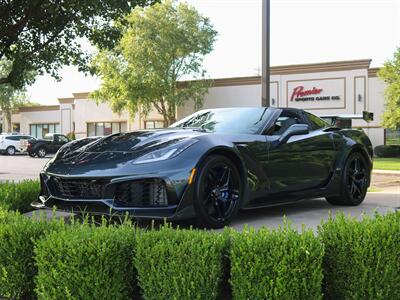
[114,179,169,207]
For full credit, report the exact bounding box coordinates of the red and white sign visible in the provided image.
[287,78,345,109]
[290,86,323,101]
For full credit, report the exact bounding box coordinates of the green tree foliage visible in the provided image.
[0,60,29,132]
[91,0,217,125]
[0,0,157,89]
[378,47,400,129]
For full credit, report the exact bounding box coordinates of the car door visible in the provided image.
[52,135,69,153]
[264,109,336,194]
[12,136,21,149]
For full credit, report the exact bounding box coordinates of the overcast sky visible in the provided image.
[28,0,400,105]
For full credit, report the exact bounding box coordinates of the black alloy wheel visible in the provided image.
[326,152,369,206]
[194,155,242,228]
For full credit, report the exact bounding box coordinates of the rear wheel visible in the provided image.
[326,152,369,206]
[37,147,47,158]
[6,146,16,156]
[193,155,242,228]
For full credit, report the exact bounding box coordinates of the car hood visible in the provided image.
[44,128,205,176]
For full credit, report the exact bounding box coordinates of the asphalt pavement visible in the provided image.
[1,154,399,230]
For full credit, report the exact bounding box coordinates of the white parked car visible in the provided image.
[0,134,36,155]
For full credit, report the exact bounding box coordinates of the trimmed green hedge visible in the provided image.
[0,180,40,212]
[230,225,324,300]
[319,212,400,300]
[0,211,64,300]
[135,225,227,300]
[0,190,399,300]
[35,223,136,300]
[374,145,400,157]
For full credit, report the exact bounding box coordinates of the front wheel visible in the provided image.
[326,152,370,206]
[193,155,242,228]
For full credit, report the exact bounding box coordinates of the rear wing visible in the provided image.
[319,111,374,128]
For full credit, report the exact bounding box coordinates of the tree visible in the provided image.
[91,0,217,125]
[378,47,400,129]
[0,60,40,132]
[0,0,157,89]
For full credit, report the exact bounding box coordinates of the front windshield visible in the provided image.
[170,107,273,134]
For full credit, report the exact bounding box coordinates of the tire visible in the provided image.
[326,152,370,206]
[36,147,47,158]
[6,146,16,156]
[193,155,243,228]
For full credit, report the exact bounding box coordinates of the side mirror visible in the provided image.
[279,124,309,144]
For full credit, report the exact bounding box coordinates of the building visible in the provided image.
[0,59,396,147]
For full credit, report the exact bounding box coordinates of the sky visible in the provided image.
[27,0,400,105]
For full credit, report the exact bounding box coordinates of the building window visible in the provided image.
[30,123,60,139]
[86,122,127,137]
[12,123,20,133]
[385,128,400,145]
[144,120,165,129]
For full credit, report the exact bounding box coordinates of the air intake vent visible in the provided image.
[114,179,169,207]
[52,177,108,199]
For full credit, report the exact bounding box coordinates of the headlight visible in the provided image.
[133,139,198,164]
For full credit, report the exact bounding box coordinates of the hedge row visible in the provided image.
[319,212,400,300]
[0,210,399,300]
[0,180,40,212]
[374,145,400,157]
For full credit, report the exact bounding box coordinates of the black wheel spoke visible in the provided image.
[347,156,368,200]
[200,161,241,223]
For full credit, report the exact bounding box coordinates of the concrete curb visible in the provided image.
[373,170,400,175]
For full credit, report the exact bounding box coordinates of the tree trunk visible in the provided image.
[5,109,12,132]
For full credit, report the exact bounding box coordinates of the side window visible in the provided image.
[306,112,329,131]
[58,135,69,143]
[267,112,306,136]
[5,136,19,141]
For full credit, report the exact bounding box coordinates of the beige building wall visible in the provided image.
[19,107,60,136]
[177,83,262,120]
[73,96,130,139]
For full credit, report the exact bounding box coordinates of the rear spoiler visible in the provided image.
[319,111,374,126]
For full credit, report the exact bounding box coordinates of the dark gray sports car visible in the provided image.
[33,107,373,228]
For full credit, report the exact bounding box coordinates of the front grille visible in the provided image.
[114,179,169,207]
[52,177,108,199]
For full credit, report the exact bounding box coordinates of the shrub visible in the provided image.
[230,224,324,300]
[374,145,400,157]
[319,212,400,300]
[34,223,136,300]
[135,225,227,300]
[0,180,40,212]
[0,211,65,300]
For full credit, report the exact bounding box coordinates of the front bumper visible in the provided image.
[34,172,196,220]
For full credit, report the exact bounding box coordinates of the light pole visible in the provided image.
[261,0,270,107]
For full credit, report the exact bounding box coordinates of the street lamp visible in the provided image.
[261,0,270,107]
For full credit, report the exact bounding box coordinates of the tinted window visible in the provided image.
[170,108,273,134]
[57,135,69,143]
[266,110,308,135]
[5,136,20,141]
[306,112,329,130]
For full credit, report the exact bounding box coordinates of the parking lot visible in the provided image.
[1,154,399,230]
